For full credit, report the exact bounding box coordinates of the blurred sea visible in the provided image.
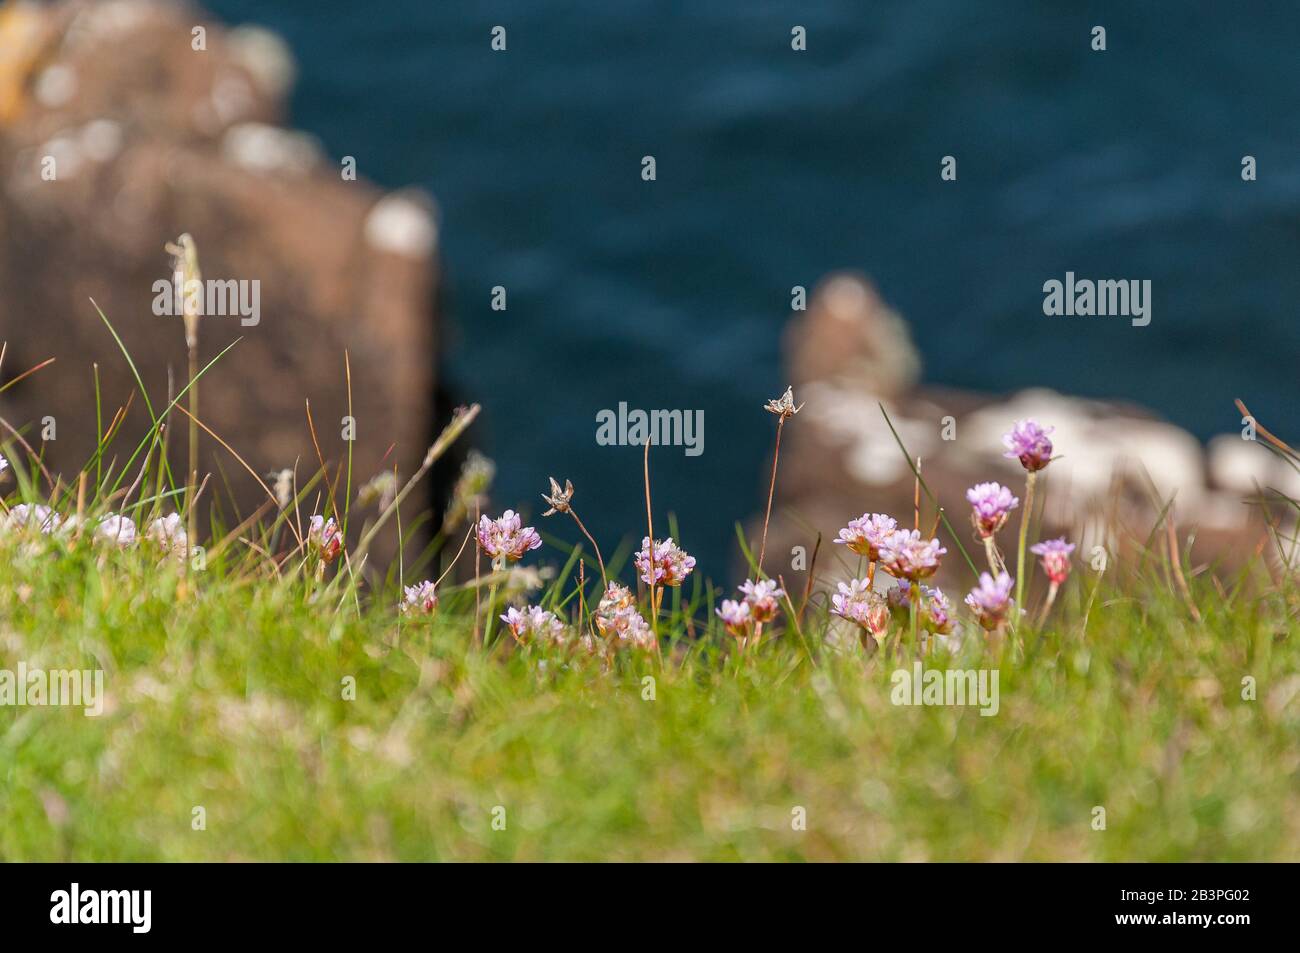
[209,0,1300,574]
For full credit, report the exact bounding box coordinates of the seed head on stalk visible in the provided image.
[165,233,202,559]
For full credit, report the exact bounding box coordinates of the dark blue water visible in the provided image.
[210,0,1300,574]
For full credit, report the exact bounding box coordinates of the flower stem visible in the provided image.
[1014,470,1037,628]
[910,580,920,653]
[1037,580,1060,627]
[757,417,784,573]
[983,536,1003,575]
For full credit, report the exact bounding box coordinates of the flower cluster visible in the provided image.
[833,513,897,560]
[500,605,567,646]
[6,503,62,535]
[964,572,1015,630]
[966,482,1019,538]
[831,578,890,640]
[888,582,953,634]
[476,510,542,564]
[1030,537,1075,585]
[308,515,343,565]
[400,580,438,615]
[95,513,137,548]
[145,512,188,559]
[1003,419,1054,472]
[878,529,946,581]
[716,578,785,639]
[594,582,655,649]
[634,537,695,587]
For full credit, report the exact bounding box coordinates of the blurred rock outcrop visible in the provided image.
[0,0,439,562]
[762,273,1286,591]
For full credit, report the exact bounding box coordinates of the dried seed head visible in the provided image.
[764,385,804,421]
[541,477,574,516]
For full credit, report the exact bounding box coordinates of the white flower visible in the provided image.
[6,504,62,535]
[146,513,188,557]
[95,513,138,547]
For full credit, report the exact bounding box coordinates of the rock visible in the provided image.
[760,273,1275,592]
[0,0,439,566]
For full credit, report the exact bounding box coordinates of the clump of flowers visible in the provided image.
[965,572,1015,631]
[146,513,188,560]
[500,605,567,647]
[715,598,752,639]
[400,580,438,615]
[308,514,343,565]
[1030,537,1075,585]
[1002,419,1054,472]
[6,503,62,535]
[966,482,1019,538]
[739,578,784,623]
[831,578,890,642]
[716,578,786,645]
[635,537,695,587]
[889,582,953,634]
[833,513,897,561]
[95,513,137,548]
[476,509,542,565]
[878,529,946,581]
[594,582,655,649]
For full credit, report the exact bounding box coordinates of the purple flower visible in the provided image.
[831,578,890,638]
[1030,537,1075,585]
[738,578,785,623]
[966,482,1019,538]
[1002,419,1054,472]
[476,510,542,563]
[888,582,953,634]
[500,605,566,646]
[833,513,898,561]
[878,529,946,581]
[308,514,343,564]
[401,580,438,615]
[716,599,752,637]
[964,572,1015,630]
[635,537,696,587]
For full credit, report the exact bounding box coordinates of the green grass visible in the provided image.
[1,525,1296,861]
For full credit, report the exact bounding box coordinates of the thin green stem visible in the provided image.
[1014,470,1037,628]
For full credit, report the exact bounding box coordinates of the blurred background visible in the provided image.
[3,0,1298,575]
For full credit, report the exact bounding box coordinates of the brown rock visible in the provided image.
[0,0,439,568]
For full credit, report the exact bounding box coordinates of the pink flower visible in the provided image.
[635,537,695,587]
[716,599,752,637]
[595,582,655,649]
[476,510,542,563]
[1002,419,1054,472]
[401,580,438,614]
[878,529,946,581]
[833,513,898,560]
[500,605,566,646]
[832,578,890,639]
[738,578,785,623]
[1030,537,1075,585]
[308,514,343,564]
[966,482,1019,538]
[887,582,953,634]
[965,572,1015,630]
